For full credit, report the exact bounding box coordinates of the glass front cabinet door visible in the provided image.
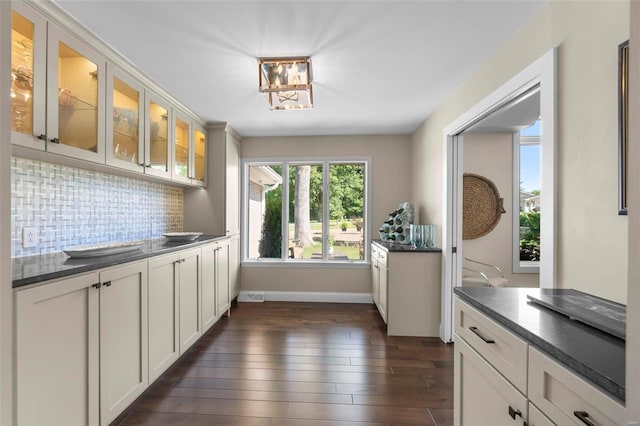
[144,91,172,179]
[46,24,106,163]
[11,4,47,149]
[172,111,191,184]
[192,125,207,186]
[106,64,145,173]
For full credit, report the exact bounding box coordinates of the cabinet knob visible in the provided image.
[92,283,102,289]
[49,137,60,144]
[103,281,112,287]
[138,163,145,167]
[574,411,596,426]
[37,134,46,141]
[146,164,151,168]
[508,405,522,420]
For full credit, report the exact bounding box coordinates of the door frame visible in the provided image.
[440,48,557,342]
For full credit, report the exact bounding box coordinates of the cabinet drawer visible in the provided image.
[455,299,527,393]
[377,249,388,268]
[528,347,624,426]
[371,243,379,260]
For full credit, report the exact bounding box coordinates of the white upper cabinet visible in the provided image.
[11,2,207,186]
[11,4,49,150]
[105,64,145,173]
[144,90,172,179]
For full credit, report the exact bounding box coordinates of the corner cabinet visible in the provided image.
[453,298,625,426]
[11,2,208,187]
[370,241,441,336]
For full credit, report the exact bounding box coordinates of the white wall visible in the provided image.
[241,134,412,294]
[626,1,639,421]
[411,0,629,303]
[462,132,538,287]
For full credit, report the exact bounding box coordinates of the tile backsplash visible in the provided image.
[11,157,183,257]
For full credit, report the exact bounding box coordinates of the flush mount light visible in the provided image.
[258,57,313,110]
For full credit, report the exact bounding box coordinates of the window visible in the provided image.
[243,159,368,263]
[513,120,540,273]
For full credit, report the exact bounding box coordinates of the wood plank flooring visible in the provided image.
[112,302,454,425]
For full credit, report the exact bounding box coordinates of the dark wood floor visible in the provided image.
[113,302,454,425]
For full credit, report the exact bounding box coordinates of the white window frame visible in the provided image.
[512,132,541,273]
[242,157,370,267]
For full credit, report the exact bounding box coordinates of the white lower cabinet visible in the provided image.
[178,247,202,353]
[99,261,149,426]
[216,238,231,316]
[454,337,527,426]
[228,233,240,300]
[14,238,232,425]
[454,296,625,426]
[201,243,218,331]
[15,272,100,426]
[148,253,180,382]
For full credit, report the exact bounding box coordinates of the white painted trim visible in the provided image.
[0,2,12,423]
[441,48,557,342]
[256,291,372,304]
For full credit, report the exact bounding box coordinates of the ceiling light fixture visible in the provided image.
[258,57,313,110]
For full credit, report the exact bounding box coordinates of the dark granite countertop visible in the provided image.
[454,287,625,403]
[12,235,227,288]
[372,239,442,253]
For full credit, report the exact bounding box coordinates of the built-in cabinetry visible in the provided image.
[454,298,625,426]
[14,239,229,426]
[370,241,441,336]
[10,2,207,187]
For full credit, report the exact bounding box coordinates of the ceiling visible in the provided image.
[53,0,546,138]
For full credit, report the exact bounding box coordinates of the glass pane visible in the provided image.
[329,163,365,260]
[112,77,140,164]
[148,100,168,171]
[194,128,206,181]
[247,164,283,260]
[58,42,98,152]
[11,11,35,136]
[288,164,323,260]
[174,117,189,177]
[519,120,541,263]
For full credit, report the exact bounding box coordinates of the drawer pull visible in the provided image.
[574,411,596,426]
[469,326,495,343]
[508,405,522,420]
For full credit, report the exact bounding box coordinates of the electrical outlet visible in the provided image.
[22,227,37,248]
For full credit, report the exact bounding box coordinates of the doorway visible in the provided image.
[439,49,557,342]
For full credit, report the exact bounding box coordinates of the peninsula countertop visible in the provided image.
[454,287,625,403]
[12,235,227,288]
[372,239,442,253]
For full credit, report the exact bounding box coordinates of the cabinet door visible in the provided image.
[46,23,105,163]
[144,90,172,179]
[201,244,217,330]
[11,3,47,150]
[148,253,180,382]
[371,259,380,305]
[378,263,388,323]
[15,272,100,426]
[105,64,145,173]
[528,403,555,426]
[454,336,527,426]
[192,124,207,186]
[225,131,240,235]
[172,110,192,184]
[178,248,202,354]
[228,234,240,299]
[99,261,148,425]
[216,240,231,315]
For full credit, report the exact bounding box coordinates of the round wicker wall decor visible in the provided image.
[463,173,506,239]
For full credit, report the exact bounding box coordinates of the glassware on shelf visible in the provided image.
[11,11,35,137]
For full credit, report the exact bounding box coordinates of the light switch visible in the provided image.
[22,227,37,248]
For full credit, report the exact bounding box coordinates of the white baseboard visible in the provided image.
[238,290,372,304]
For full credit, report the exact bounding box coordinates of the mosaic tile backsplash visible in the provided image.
[11,157,183,257]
